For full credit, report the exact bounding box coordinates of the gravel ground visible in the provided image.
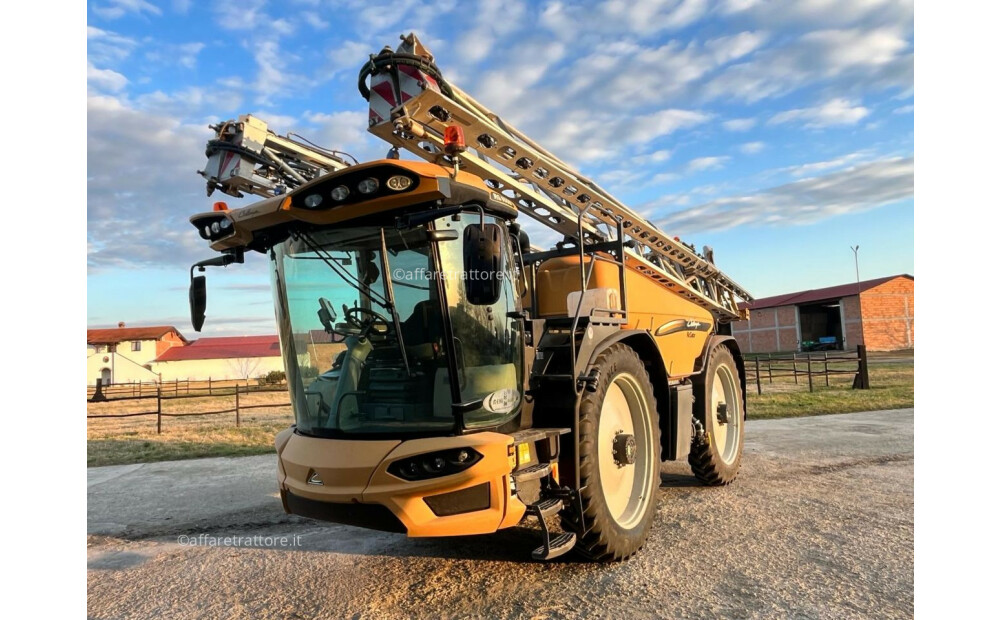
[87,409,913,619]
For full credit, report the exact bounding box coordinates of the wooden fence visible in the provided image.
[745,345,870,395]
[86,383,290,434]
[86,377,281,400]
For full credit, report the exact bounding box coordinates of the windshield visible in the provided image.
[270,214,522,436]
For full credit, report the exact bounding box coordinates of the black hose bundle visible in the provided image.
[357,49,454,102]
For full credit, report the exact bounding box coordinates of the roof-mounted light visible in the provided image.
[444,125,466,155]
[386,175,413,191]
[331,185,350,201]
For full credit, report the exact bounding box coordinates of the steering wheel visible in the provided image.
[341,306,392,342]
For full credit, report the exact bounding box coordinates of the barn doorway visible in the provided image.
[100,368,112,385]
[797,301,844,351]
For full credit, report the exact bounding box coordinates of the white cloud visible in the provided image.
[687,156,730,172]
[250,39,301,105]
[301,110,382,162]
[544,0,712,38]
[777,151,872,177]
[87,94,213,270]
[302,11,329,30]
[87,63,129,92]
[134,87,243,118]
[739,141,765,154]
[893,104,914,114]
[723,118,756,131]
[213,0,269,30]
[144,42,206,70]
[654,156,913,234]
[87,26,137,67]
[93,0,162,19]
[703,27,912,102]
[769,98,870,128]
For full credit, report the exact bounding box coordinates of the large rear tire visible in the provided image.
[689,344,744,485]
[566,344,660,562]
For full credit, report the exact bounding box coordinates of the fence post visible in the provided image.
[807,355,813,392]
[156,387,162,435]
[235,385,241,428]
[824,352,830,387]
[209,377,212,396]
[175,378,179,397]
[852,344,871,390]
[767,353,773,384]
[755,357,762,395]
[793,353,799,385]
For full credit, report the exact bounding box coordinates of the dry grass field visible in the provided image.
[87,384,293,467]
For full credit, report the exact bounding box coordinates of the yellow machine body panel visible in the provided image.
[276,429,526,537]
[535,255,715,378]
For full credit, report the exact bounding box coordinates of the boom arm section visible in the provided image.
[199,114,353,199]
[359,35,753,321]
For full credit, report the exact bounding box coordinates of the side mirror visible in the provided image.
[190,274,207,332]
[187,251,244,332]
[463,222,503,305]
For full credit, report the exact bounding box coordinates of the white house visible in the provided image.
[87,323,188,385]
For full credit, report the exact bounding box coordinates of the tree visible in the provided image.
[228,357,262,382]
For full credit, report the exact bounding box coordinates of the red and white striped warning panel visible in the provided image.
[368,65,440,126]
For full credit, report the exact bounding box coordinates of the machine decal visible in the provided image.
[654,319,713,337]
[483,388,520,414]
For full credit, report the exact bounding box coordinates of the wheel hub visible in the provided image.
[716,402,728,425]
[612,432,636,467]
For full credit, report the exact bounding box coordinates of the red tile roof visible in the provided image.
[739,274,913,311]
[154,335,281,362]
[88,326,187,345]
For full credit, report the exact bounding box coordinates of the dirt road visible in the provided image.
[88,409,913,619]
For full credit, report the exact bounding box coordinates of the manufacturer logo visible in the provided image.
[654,318,713,337]
[483,388,520,414]
[489,191,516,209]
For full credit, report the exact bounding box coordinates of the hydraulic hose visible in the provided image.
[357,50,454,101]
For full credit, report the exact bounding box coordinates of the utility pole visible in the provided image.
[851,245,864,347]
[849,245,869,388]
[850,246,865,347]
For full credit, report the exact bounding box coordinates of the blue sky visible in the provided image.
[86,0,914,337]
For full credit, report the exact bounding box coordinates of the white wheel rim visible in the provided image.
[710,363,741,465]
[598,373,655,529]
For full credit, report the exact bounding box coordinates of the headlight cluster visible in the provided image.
[388,447,483,481]
[298,170,417,210]
[194,215,234,241]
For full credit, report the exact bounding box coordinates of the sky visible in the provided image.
[86,0,914,337]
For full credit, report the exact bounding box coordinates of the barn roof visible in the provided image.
[740,274,913,311]
[88,325,187,345]
[154,335,281,362]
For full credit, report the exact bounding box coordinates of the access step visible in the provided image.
[512,462,551,483]
[525,497,562,520]
[532,532,577,561]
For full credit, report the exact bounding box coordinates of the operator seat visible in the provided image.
[328,334,372,427]
[400,299,444,358]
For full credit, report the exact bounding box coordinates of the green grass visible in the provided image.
[746,360,914,419]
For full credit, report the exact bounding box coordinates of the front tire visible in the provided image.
[567,344,660,561]
[689,344,744,485]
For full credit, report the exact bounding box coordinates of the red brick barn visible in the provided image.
[729,275,914,353]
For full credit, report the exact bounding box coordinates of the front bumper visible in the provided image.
[275,429,526,537]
